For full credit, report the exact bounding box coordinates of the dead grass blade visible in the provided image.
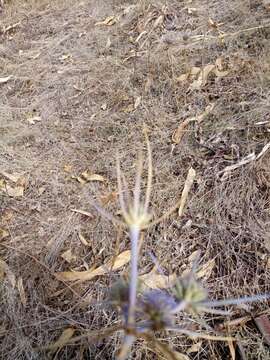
[55,250,131,282]
[70,208,93,218]
[172,118,194,145]
[17,277,27,307]
[178,168,196,217]
[227,339,236,360]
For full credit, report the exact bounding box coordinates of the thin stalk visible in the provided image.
[201,293,270,308]
[128,226,140,326]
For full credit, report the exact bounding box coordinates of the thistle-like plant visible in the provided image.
[92,132,270,360]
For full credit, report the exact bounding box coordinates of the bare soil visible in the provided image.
[1,0,270,359]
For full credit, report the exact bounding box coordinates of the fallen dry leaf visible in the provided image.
[81,171,105,182]
[134,96,141,109]
[0,75,13,84]
[190,64,215,89]
[2,184,24,197]
[0,171,24,183]
[140,267,177,289]
[178,167,196,217]
[172,104,214,144]
[196,258,215,280]
[63,164,73,173]
[176,67,201,83]
[95,16,117,26]
[187,7,198,15]
[78,232,90,246]
[55,250,131,282]
[227,339,236,360]
[17,277,27,306]
[61,249,77,263]
[71,208,93,218]
[0,228,9,240]
[43,328,75,351]
[172,118,194,145]
[0,179,5,189]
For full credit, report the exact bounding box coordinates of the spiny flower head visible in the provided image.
[173,276,207,314]
[141,290,177,330]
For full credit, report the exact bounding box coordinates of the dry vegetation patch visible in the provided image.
[1,0,270,359]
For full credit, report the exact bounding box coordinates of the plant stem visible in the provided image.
[128,226,140,327]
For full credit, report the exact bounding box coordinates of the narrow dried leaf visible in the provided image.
[218,316,251,330]
[0,179,5,189]
[172,104,214,144]
[172,118,194,144]
[27,115,41,124]
[2,184,24,197]
[254,315,270,345]
[71,209,93,218]
[187,7,198,15]
[140,268,177,289]
[188,250,201,263]
[187,342,202,354]
[214,68,230,78]
[74,176,86,184]
[61,249,77,263]
[0,260,5,280]
[63,164,73,173]
[81,172,105,182]
[17,277,27,306]
[0,75,13,84]
[78,232,90,246]
[190,67,201,76]
[134,96,141,109]
[190,64,215,89]
[153,15,164,29]
[0,171,23,183]
[45,328,75,351]
[176,67,200,83]
[201,64,216,82]
[0,228,9,240]
[95,16,117,26]
[227,339,236,360]
[197,259,215,279]
[178,168,196,217]
[176,74,189,82]
[55,250,131,282]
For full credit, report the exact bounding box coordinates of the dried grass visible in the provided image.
[1,0,270,358]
